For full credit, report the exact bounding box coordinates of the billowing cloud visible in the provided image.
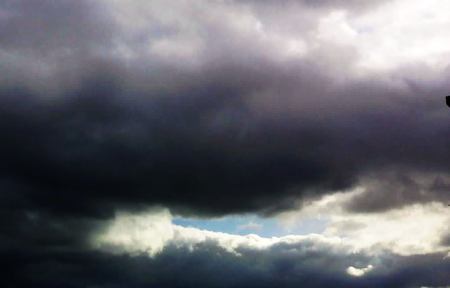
[75,209,450,287]
[347,265,373,277]
[6,236,449,287]
[95,203,449,257]
[1,0,449,219]
[1,0,450,286]
[279,189,450,255]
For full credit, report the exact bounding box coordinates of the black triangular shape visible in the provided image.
[447,96,450,107]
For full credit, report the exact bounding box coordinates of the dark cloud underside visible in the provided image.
[1,61,449,217]
[3,241,449,288]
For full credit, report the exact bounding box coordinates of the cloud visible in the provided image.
[2,198,449,287]
[11,210,432,287]
[345,170,450,213]
[0,0,449,219]
[92,208,174,256]
[347,264,373,277]
[278,189,450,255]
[1,1,450,286]
[5,245,449,287]
[95,204,450,257]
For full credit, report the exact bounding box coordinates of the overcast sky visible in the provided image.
[1,0,449,287]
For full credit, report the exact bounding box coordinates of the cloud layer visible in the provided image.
[1,0,449,218]
[5,208,450,287]
[1,0,449,286]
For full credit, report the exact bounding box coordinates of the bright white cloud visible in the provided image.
[92,208,174,256]
[315,0,450,72]
[101,0,450,74]
[92,208,347,257]
[92,195,449,259]
[278,188,450,256]
[347,264,374,277]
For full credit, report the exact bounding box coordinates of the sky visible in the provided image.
[0,0,449,287]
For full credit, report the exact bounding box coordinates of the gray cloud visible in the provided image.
[346,170,450,213]
[4,234,449,288]
[1,1,450,286]
[0,0,449,217]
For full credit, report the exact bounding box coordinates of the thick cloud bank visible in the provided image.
[4,208,450,287]
[1,0,449,286]
[0,0,449,217]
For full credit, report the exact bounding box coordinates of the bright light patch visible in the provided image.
[92,208,174,256]
[348,0,450,71]
[278,188,450,256]
[346,264,373,277]
[91,197,449,259]
[91,208,347,257]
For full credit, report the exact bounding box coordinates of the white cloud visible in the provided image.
[347,264,373,277]
[278,188,450,256]
[92,208,348,257]
[324,202,450,255]
[316,0,450,72]
[92,208,174,256]
[92,188,449,259]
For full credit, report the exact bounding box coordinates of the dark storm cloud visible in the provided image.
[1,1,450,286]
[3,237,449,288]
[1,63,448,217]
[346,170,450,213]
[0,0,449,218]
